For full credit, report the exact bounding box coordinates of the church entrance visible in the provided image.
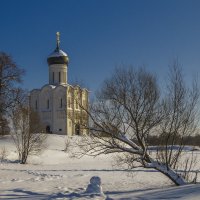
[46,125,51,133]
[75,124,80,135]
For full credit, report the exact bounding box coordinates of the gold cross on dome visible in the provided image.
[56,32,60,49]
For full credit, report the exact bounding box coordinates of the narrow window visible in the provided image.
[35,100,38,110]
[82,99,85,108]
[75,124,80,135]
[52,72,54,83]
[47,99,49,109]
[60,98,62,108]
[76,101,78,109]
[68,97,71,108]
[59,72,61,83]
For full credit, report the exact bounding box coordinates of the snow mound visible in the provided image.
[63,176,107,199]
[85,176,104,195]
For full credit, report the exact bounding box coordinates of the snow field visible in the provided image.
[0,134,200,199]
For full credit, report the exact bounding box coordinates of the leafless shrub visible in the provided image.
[64,137,72,152]
[11,97,46,164]
[0,146,8,162]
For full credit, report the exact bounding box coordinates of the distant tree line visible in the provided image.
[147,134,200,147]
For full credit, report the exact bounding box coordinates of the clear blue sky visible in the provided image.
[1,0,200,92]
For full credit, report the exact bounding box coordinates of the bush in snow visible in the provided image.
[64,137,72,152]
[10,94,46,164]
[0,146,8,162]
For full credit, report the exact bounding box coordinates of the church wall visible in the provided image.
[80,89,89,135]
[67,86,74,136]
[30,89,40,112]
[81,89,89,135]
[66,86,89,136]
[52,86,67,135]
[30,85,89,136]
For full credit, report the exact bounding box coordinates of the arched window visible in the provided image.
[75,124,80,135]
[82,99,86,108]
[46,125,50,133]
[75,100,79,109]
[60,98,63,108]
[68,96,71,108]
[47,99,49,109]
[35,100,38,110]
[59,72,61,83]
[52,72,54,83]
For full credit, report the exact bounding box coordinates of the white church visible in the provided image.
[30,33,89,135]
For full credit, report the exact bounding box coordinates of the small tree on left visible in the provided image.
[11,93,46,164]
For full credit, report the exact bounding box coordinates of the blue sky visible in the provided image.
[1,0,200,92]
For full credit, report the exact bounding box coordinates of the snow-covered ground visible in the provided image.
[0,134,200,199]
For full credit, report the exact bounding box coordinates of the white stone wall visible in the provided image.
[30,84,89,136]
[30,89,40,112]
[52,86,67,134]
[39,85,54,132]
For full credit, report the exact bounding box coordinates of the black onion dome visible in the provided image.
[47,48,69,65]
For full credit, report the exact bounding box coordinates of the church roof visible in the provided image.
[48,49,67,58]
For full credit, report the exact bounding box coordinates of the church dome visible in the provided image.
[47,49,69,65]
[47,32,69,65]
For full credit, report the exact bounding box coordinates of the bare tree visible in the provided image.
[156,63,199,183]
[0,52,25,135]
[11,94,46,164]
[0,146,8,162]
[75,64,199,186]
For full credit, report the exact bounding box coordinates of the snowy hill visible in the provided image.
[0,134,200,199]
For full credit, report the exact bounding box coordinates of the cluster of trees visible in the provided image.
[0,52,45,164]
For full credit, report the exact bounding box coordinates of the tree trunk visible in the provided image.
[20,151,27,164]
[152,162,187,186]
